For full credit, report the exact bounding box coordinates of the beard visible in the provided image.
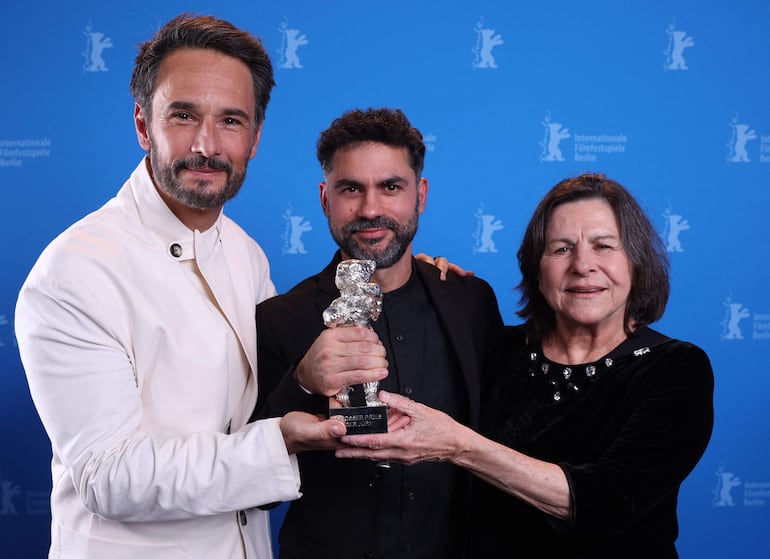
[329,203,419,269]
[149,150,247,210]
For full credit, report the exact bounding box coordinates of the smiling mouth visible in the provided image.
[174,154,232,176]
[355,228,387,237]
[186,166,222,173]
[355,232,390,247]
[568,287,604,293]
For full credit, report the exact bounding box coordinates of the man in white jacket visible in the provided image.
[14,13,356,559]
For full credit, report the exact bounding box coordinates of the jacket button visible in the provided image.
[169,243,183,258]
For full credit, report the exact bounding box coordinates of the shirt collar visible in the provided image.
[129,157,224,262]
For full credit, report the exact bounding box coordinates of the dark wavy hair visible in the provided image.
[516,173,670,338]
[317,108,425,179]
[129,13,275,125]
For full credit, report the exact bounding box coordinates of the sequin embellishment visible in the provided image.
[528,351,617,402]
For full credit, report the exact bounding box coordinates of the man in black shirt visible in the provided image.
[253,108,503,558]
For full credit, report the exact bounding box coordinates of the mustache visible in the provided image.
[174,155,232,175]
[344,217,399,234]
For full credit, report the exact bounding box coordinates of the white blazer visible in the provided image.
[15,159,299,559]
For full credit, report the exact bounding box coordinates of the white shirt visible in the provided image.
[15,158,299,559]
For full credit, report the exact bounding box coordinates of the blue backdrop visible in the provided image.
[2,1,768,557]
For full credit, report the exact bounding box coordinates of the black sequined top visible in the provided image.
[469,324,714,559]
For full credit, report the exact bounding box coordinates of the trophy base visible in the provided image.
[330,405,388,435]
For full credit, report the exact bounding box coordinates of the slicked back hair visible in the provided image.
[129,13,275,125]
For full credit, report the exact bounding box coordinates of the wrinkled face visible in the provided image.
[320,142,427,269]
[538,199,632,333]
[134,48,260,218]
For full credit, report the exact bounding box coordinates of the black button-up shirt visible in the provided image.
[368,266,467,558]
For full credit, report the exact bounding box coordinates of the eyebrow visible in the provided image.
[547,233,619,244]
[588,233,619,242]
[378,175,408,186]
[332,175,408,188]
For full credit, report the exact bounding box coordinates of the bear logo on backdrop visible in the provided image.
[727,115,758,163]
[0,481,21,515]
[663,21,695,71]
[277,19,308,69]
[472,204,504,254]
[472,17,504,69]
[282,205,312,255]
[539,112,627,164]
[713,465,770,508]
[540,113,571,162]
[721,295,770,341]
[662,205,690,253]
[0,476,48,517]
[713,465,742,507]
[82,22,113,73]
[721,295,750,340]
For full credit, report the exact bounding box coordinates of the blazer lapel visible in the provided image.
[415,261,482,427]
[196,230,258,429]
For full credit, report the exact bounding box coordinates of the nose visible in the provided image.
[191,119,222,158]
[572,245,595,274]
[358,189,381,219]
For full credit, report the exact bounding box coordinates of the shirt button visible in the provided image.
[395,333,404,342]
[169,243,183,258]
[407,491,416,500]
[367,472,383,487]
[404,386,413,395]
